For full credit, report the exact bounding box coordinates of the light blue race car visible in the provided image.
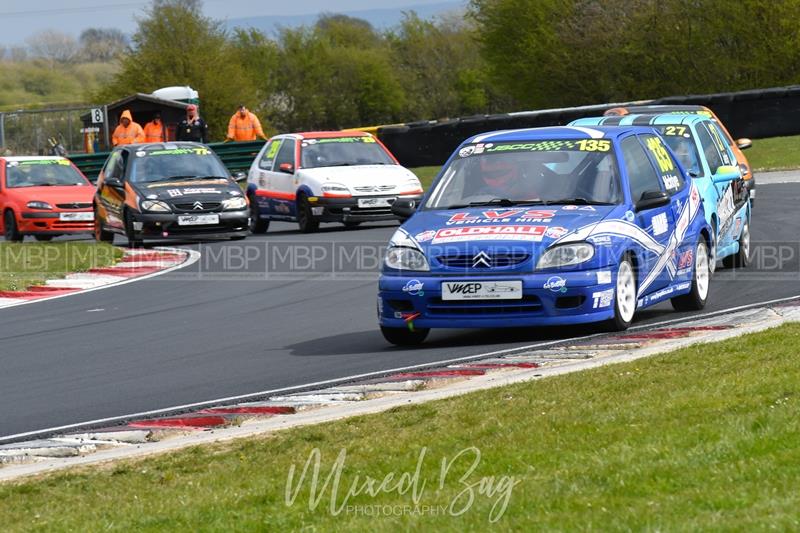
[570,114,751,270]
[378,126,718,345]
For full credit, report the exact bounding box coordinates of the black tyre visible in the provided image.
[722,219,750,269]
[248,196,269,234]
[381,325,430,346]
[3,210,23,242]
[94,213,114,243]
[297,194,319,234]
[34,235,54,242]
[124,210,143,248]
[671,239,711,311]
[605,254,637,331]
[343,221,361,228]
[230,235,247,241]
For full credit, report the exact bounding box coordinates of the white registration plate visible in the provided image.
[178,214,219,226]
[442,280,523,301]
[357,197,392,208]
[59,212,93,221]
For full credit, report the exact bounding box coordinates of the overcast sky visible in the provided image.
[0,0,456,45]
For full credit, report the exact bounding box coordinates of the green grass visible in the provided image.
[0,242,122,291]
[411,166,441,191]
[745,134,800,171]
[3,324,800,530]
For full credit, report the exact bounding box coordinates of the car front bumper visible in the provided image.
[309,194,423,223]
[19,211,94,234]
[131,209,249,238]
[378,268,618,329]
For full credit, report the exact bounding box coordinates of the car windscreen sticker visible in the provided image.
[10,160,70,166]
[144,147,212,156]
[458,139,611,157]
[302,136,375,147]
[661,125,690,138]
[431,225,546,244]
[446,209,556,225]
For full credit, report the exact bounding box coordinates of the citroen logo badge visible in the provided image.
[472,251,492,268]
[193,201,204,210]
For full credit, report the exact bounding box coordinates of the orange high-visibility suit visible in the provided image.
[142,119,166,143]
[112,110,145,146]
[227,110,266,141]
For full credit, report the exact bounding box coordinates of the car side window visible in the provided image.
[621,135,662,203]
[695,123,724,173]
[640,133,684,195]
[707,122,734,166]
[274,139,295,169]
[103,152,121,180]
[258,140,280,170]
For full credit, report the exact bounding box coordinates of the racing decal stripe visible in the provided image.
[556,220,666,255]
[637,183,702,297]
[631,116,656,127]
[600,116,624,126]
[255,189,296,201]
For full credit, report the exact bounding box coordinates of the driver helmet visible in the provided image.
[480,157,520,189]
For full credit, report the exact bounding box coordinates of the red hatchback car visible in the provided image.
[0,156,95,242]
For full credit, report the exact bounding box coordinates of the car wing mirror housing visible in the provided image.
[712,165,741,184]
[278,163,294,174]
[391,198,418,220]
[736,138,752,150]
[635,190,670,211]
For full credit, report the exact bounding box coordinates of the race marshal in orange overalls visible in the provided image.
[111,109,145,146]
[226,105,268,142]
[142,112,166,143]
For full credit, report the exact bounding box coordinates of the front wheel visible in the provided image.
[124,210,143,248]
[94,214,114,243]
[297,194,319,234]
[606,255,637,331]
[381,325,430,346]
[671,239,711,311]
[3,210,23,242]
[722,220,750,269]
[248,196,269,234]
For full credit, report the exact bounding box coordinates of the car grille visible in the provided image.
[172,202,222,213]
[353,185,396,193]
[426,296,542,316]
[435,252,531,269]
[56,202,92,209]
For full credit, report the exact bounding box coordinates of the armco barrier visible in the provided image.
[69,140,265,181]
[377,85,800,168]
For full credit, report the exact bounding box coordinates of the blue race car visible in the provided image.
[378,126,720,345]
[571,114,751,270]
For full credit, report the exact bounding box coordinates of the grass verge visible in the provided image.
[746,134,800,171]
[411,166,441,191]
[3,324,800,530]
[0,242,122,291]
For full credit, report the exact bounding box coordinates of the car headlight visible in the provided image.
[384,247,430,271]
[222,196,247,210]
[26,201,53,210]
[536,243,595,269]
[140,200,171,213]
[321,183,350,194]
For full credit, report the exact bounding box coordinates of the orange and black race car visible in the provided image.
[93,142,249,246]
[604,104,756,205]
[0,156,95,242]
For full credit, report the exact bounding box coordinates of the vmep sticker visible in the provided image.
[415,230,436,242]
[543,276,567,293]
[459,146,475,158]
[545,226,569,239]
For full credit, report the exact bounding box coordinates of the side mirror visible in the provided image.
[278,163,294,174]
[105,177,124,189]
[391,198,418,220]
[635,190,670,212]
[712,165,740,184]
[232,171,247,183]
[736,138,752,150]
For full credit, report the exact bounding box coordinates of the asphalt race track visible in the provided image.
[2,181,800,439]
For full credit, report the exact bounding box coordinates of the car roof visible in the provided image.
[464,125,657,144]
[608,104,710,114]
[573,114,709,127]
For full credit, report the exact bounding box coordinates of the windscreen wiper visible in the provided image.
[542,198,614,206]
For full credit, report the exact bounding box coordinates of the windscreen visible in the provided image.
[5,160,89,188]
[300,136,395,169]
[655,125,702,175]
[129,147,229,183]
[426,139,623,209]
